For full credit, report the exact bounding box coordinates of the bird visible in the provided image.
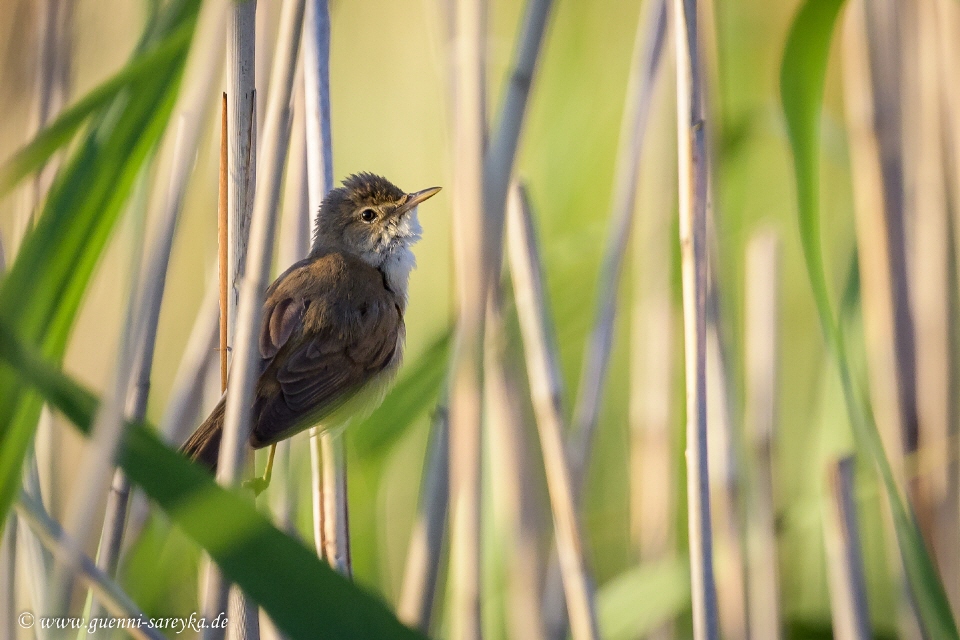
[180,173,440,483]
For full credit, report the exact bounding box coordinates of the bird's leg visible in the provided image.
[243,444,277,497]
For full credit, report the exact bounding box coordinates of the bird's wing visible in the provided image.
[251,254,401,445]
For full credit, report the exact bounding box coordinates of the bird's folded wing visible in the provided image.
[251,258,401,445]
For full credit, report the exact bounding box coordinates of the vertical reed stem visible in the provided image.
[220,92,230,391]
[743,230,782,640]
[508,184,600,640]
[823,457,872,640]
[673,0,718,637]
[448,0,487,637]
[397,401,450,632]
[206,1,305,638]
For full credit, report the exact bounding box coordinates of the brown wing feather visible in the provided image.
[249,252,401,447]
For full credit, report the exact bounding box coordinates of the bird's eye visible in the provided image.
[360,208,377,223]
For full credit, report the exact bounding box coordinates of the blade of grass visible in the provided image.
[0,322,426,640]
[780,1,958,636]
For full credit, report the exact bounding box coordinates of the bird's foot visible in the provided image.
[242,476,271,497]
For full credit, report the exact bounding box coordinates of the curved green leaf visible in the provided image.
[780,2,958,637]
[0,322,425,640]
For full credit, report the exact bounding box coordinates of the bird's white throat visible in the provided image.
[360,209,422,308]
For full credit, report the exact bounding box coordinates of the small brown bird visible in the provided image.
[181,173,440,474]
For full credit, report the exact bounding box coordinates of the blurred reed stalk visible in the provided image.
[25,2,76,586]
[567,0,666,497]
[484,289,548,640]
[15,0,74,252]
[447,0,487,637]
[159,279,221,446]
[88,0,227,618]
[301,0,350,576]
[673,0,719,637]
[743,230,782,640]
[508,183,600,640]
[852,0,931,537]
[16,491,163,640]
[901,0,959,615]
[205,1,304,639]
[841,4,927,635]
[20,459,52,633]
[823,457,872,640]
[705,248,747,640]
[934,0,960,613]
[540,3,667,635]
[49,167,152,618]
[397,399,450,632]
[629,40,677,640]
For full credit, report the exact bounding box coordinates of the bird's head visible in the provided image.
[312,173,440,269]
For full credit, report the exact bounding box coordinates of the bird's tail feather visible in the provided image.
[180,397,225,473]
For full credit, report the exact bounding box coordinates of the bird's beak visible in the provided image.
[396,186,442,217]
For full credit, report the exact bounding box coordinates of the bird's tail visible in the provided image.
[180,397,225,473]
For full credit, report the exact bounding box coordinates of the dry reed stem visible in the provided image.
[208,1,305,638]
[705,262,747,640]
[823,457,872,640]
[673,0,718,637]
[226,0,258,336]
[397,401,450,632]
[934,0,960,613]
[743,230,782,640]
[483,293,548,640]
[861,0,931,537]
[16,491,163,640]
[628,35,677,640]
[902,0,959,612]
[301,0,350,575]
[842,7,926,635]
[448,0,487,637]
[20,448,52,624]
[482,0,553,274]
[568,0,667,490]
[220,93,230,391]
[508,184,600,640]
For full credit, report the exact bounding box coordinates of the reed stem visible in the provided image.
[397,400,450,632]
[823,457,872,640]
[673,0,718,637]
[508,184,600,640]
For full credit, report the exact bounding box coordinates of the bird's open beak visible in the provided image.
[396,186,442,216]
